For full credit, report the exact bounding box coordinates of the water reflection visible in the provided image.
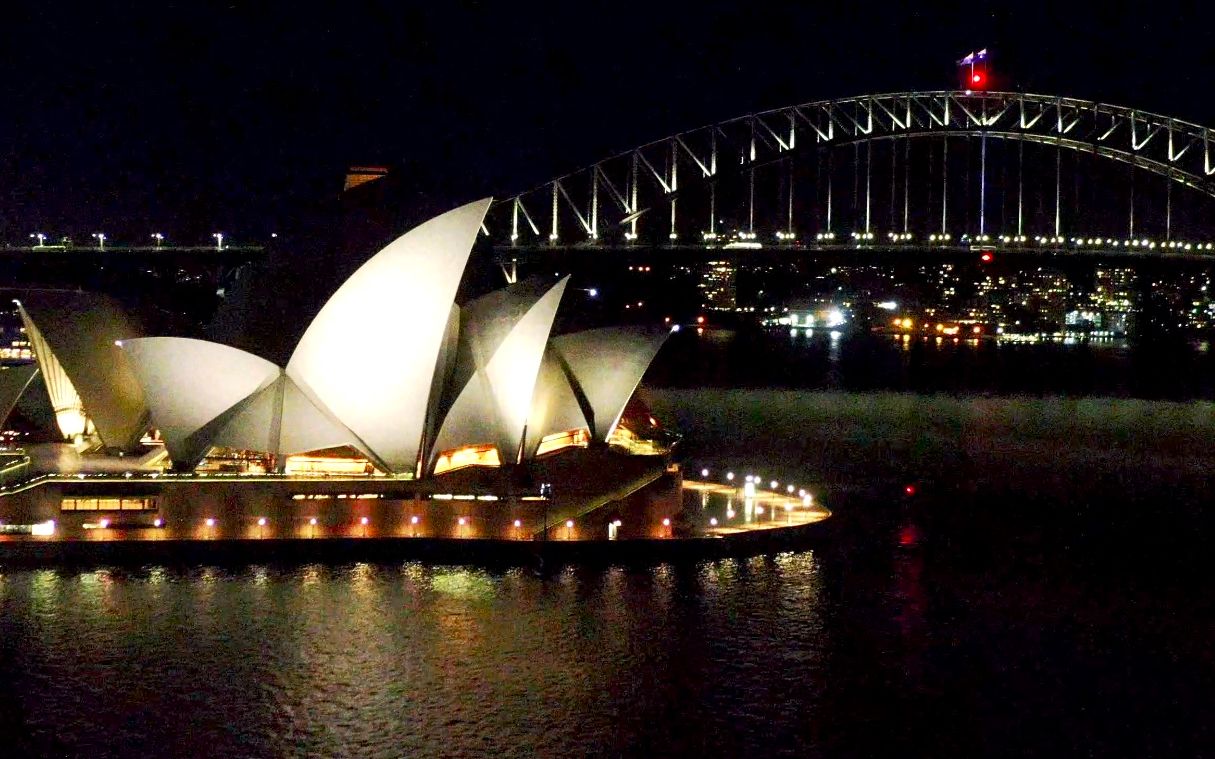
[0,559,829,758]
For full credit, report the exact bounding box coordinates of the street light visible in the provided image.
[212,232,224,250]
[29,233,46,247]
[151,233,164,248]
[92,232,106,249]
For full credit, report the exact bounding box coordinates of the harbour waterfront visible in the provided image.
[2,384,1212,756]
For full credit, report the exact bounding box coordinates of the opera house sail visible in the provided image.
[525,327,671,456]
[285,199,491,475]
[117,338,360,470]
[428,276,569,473]
[14,292,150,450]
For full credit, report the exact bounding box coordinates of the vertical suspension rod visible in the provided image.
[748,166,755,234]
[787,157,795,235]
[852,143,859,229]
[708,132,717,237]
[865,141,872,235]
[826,149,834,231]
[903,137,910,234]
[1128,164,1135,239]
[1055,139,1062,238]
[979,132,988,236]
[890,139,897,230]
[1165,172,1172,241]
[941,137,949,234]
[630,153,640,239]
[1017,140,1024,237]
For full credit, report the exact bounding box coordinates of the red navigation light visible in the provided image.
[904,484,916,496]
[980,251,994,263]
[958,49,992,90]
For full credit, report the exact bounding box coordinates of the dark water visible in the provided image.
[1,502,1208,758]
[646,327,1215,400]
[3,343,1214,756]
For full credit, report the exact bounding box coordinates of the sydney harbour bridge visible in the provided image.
[483,89,1215,271]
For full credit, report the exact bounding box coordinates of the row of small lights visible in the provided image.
[697,229,1215,250]
[526,229,1215,251]
[27,232,247,249]
[696,467,816,528]
[79,515,674,536]
[696,467,815,501]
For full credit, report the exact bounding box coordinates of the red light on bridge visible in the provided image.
[904,484,916,496]
[980,252,994,262]
[971,72,984,86]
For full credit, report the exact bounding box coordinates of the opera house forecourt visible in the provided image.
[0,199,828,557]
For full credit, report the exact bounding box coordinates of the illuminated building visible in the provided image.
[7,200,674,478]
[699,260,738,310]
[343,166,389,192]
[0,199,680,543]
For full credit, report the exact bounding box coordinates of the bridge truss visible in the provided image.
[486,91,1215,254]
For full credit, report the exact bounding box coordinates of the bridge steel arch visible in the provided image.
[487,91,1215,249]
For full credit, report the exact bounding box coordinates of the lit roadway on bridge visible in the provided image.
[1,245,264,258]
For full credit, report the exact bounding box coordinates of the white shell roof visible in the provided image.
[15,292,150,449]
[429,277,569,468]
[286,198,491,474]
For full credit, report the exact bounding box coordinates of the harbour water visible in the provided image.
[2,335,1212,756]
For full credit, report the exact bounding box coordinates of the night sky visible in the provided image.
[2,1,1212,243]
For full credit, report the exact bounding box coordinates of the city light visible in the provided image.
[31,520,55,536]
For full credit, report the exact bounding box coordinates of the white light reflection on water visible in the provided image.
[0,556,831,758]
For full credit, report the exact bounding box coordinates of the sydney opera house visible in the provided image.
[0,200,680,542]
